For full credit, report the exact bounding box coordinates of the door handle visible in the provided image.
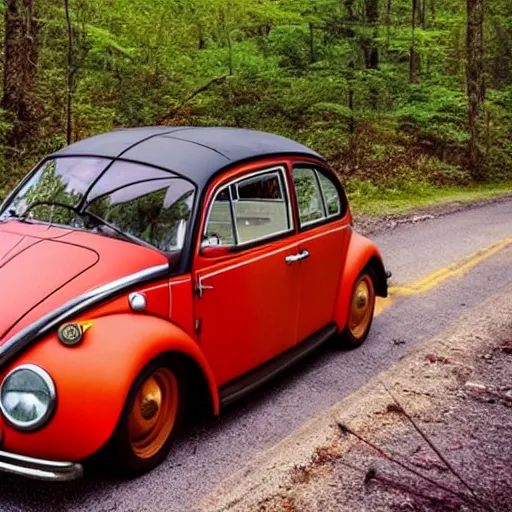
[285,249,310,265]
[196,278,214,299]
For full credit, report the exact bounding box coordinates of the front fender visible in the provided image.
[0,314,219,461]
[334,230,387,331]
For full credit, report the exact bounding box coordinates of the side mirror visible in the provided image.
[202,234,221,247]
[201,245,231,258]
[200,234,231,257]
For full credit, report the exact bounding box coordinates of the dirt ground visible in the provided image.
[198,289,512,512]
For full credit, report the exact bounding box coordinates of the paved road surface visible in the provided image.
[0,199,510,512]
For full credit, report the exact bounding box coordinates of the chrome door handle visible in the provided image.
[285,249,310,265]
[196,278,214,299]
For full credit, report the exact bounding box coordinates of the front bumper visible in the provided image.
[0,450,83,481]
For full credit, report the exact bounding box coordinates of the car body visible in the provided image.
[0,127,388,480]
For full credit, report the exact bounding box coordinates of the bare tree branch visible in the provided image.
[337,422,483,508]
[378,381,495,512]
[158,76,228,123]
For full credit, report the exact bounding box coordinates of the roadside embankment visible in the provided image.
[197,288,512,512]
[353,191,512,236]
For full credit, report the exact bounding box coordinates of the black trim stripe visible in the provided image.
[0,264,169,369]
[220,322,337,407]
[77,130,179,212]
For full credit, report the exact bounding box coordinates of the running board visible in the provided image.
[219,323,338,408]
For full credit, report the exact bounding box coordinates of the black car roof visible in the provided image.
[52,126,325,189]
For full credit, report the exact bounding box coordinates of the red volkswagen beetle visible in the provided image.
[0,127,388,480]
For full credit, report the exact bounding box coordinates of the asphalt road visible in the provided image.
[0,199,511,512]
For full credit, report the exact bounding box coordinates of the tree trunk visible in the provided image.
[466,0,486,180]
[198,24,206,50]
[2,0,39,148]
[309,23,317,64]
[364,0,379,69]
[220,8,233,75]
[365,0,379,24]
[344,0,356,21]
[419,0,427,29]
[386,0,392,47]
[363,0,380,108]
[64,0,74,145]
[409,0,421,83]
[348,60,356,134]
[227,29,233,76]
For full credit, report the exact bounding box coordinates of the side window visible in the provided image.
[204,187,235,246]
[233,171,290,244]
[203,168,292,248]
[317,172,341,217]
[292,168,325,227]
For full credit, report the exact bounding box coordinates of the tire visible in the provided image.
[336,268,376,349]
[108,355,187,475]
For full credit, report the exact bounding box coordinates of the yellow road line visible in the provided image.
[375,238,512,317]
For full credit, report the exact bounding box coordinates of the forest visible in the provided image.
[0,0,510,213]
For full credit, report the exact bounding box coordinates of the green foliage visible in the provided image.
[394,85,469,143]
[0,0,511,205]
[347,179,512,216]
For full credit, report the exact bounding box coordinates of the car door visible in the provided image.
[193,165,301,386]
[291,164,351,343]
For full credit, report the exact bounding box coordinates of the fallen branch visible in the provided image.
[181,75,228,106]
[378,381,495,512]
[339,461,469,510]
[337,423,481,509]
[158,75,228,123]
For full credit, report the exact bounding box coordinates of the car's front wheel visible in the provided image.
[110,356,187,475]
[337,269,376,349]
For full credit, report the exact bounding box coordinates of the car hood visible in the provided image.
[0,221,169,343]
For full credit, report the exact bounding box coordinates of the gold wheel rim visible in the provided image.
[349,275,375,340]
[128,368,178,460]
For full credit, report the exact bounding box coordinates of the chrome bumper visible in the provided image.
[0,450,83,481]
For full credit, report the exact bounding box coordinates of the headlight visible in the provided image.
[0,365,56,431]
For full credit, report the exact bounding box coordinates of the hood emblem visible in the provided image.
[57,323,85,346]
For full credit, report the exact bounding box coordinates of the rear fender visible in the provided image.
[334,231,388,331]
[0,314,219,461]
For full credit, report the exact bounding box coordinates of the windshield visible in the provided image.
[0,157,196,254]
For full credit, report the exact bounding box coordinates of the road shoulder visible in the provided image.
[197,288,512,512]
[354,193,512,236]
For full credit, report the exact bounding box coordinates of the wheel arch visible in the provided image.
[0,313,220,462]
[366,255,388,298]
[334,231,388,331]
[164,350,216,418]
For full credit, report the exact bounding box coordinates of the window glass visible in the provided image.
[87,178,195,252]
[236,173,282,200]
[317,172,341,217]
[233,171,290,244]
[88,161,172,201]
[203,187,235,247]
[1,157,108,221]
[203,169,292,248]
[293,168,325,226]
[1,157,196,257]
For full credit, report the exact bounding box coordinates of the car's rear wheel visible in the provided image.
[110,356,187,475]
[337,269,376,349]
